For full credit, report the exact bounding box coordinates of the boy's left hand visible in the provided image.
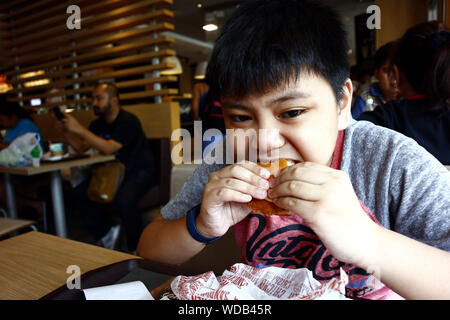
[269,162,379,269]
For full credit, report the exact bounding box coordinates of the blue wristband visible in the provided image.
[186,206,221,244]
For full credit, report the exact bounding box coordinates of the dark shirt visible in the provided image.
[89,109,155,175]
[358,98,450,165]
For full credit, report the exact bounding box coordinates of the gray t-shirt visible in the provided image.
[162,119,450,250]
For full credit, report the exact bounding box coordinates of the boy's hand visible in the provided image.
[269,162,378,268]
[196,161,271,239]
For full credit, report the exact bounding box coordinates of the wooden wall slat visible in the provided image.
[9,49,176,85]
[2,0,61,21]
[5,9,173,58]
[4,39,172,77]
[3,12,172,52]
[8,0,136,42]
[7,21,174,60]
[10,15,174,57]
[9,0,173,42]
[0,0,35,15]
[7,0,130,30]
[0,36,175,72]
[7,61,175,95]
[2,0,180,112]
[120,89,178,100]
[4,27,174,70]
[9,76,178,102]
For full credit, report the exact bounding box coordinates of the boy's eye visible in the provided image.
[279,109,305,119]
[229,115,251,122]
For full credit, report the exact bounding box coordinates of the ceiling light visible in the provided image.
[160,56,183,75]
[194,61,208,80]
[202,24,218,32]
[196,3,203,8]
[20,70,50,87]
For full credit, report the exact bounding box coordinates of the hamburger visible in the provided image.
[248,159,296,216]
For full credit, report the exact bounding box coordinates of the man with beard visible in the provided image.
[56,83,154,252]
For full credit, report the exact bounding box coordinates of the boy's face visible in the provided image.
[221,73,352,166]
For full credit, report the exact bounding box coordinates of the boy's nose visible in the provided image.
[253,127,285,158]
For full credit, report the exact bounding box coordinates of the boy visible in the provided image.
[138,0,450,299]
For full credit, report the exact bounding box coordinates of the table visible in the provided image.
[0,154,115,237]
[0,231,137,300]
[0,217,35,237]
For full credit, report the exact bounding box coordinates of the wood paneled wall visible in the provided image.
[0,0,179,109]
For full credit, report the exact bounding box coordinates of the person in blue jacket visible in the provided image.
[0,98,44,150]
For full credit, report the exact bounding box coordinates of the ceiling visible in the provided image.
[166,0,375,64]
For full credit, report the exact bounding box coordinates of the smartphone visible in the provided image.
[52,107,66,120]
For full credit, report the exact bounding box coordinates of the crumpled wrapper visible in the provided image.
[170,263,350,300]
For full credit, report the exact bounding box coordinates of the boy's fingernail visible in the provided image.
[258,179,269,188]
[273,170,280,177]
[269,178,276,187]
[255,189,267,199]
[260,169,271,179]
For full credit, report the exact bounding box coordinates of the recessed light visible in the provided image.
[196,3,203,8]
[202,24,218,31]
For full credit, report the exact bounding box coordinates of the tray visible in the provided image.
[41,153,90,163]
[40,258,198,300]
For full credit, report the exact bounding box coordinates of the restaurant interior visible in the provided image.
[0,0,448,300]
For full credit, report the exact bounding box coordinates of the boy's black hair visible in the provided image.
[206,0,350,103]
[374,42,394,70]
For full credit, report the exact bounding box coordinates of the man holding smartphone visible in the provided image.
[55,82,155,252]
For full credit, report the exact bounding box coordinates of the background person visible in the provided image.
[359,22,450,165]
[352,42,399,119]
[56,83,155,251]
[0,98,44,151]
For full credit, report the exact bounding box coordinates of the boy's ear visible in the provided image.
[337,79,353,130]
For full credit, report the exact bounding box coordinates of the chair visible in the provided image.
[0,209,36,238]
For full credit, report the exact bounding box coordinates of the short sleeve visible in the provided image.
[161,163,225,220]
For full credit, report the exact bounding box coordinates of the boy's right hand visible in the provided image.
[195,162,271,239]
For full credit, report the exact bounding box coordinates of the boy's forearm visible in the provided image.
[137,214,206,265]
[369,225,450,300]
